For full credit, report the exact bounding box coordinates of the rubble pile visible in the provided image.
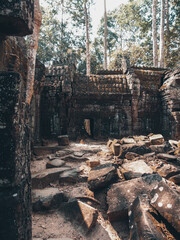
[31,134,180,240]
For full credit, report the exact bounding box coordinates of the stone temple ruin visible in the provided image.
[0,1,180,240]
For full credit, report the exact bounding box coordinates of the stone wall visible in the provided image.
[0,1,37,239]
[160,68,180,139]
[41,63,168,140]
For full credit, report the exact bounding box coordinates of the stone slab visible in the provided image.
[107,174,162,221]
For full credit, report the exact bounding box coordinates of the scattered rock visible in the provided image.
[107,174,162,221]
[88,163,117,191]
[121,143,152,157]
[57,135,70,146]
[168,174,180,185]
[129,194,167,240]
[125,152,140,160]
[63,200,98,232]
[32,167,72,189]
[150,180,180,233]
[46,159,66,169]
[121,137,136,144]
[62,155,89,162]
[86,159,100,168]
[55,150,73,157]
[157,153,177,162]
[32,188,66,211]
[157,164,180,178]
[149,144,166,153]
[122,160,153,179]
[59,169,80,183]
[113,143,122,156]
[149,134,164,145]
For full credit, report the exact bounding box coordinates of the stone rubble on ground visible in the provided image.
[31,134,180,239]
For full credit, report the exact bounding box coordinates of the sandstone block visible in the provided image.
[86,159,100,168]
[0,0,34,36]
[59,169,80,183]
[107,174,162,221]
[32,188,66,211]
[129,195,166,240]
[150,181,180,233]
[57,135,70,146]
[32,167,71,189]
[149,134,164,145]
[46,159,66,169]
[157,153,177,162]
[88,163,117,191]
[63,200,98,232]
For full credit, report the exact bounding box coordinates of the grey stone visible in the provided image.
[157,153,177,162]
[46,159,66,169]
[107,174,162,221]
[32,188,67,211]
[59,169,80,183]
[88,163,117,191]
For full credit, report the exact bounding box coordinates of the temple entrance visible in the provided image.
[84,118,94,137]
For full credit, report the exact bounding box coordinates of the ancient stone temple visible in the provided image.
[38,58,179,142]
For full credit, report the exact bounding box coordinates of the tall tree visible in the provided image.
[152,0,158,67]
[160,0,165,67]
[84,0,91,75]
[104,0,108,69]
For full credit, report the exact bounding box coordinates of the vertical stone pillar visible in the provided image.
[0,72,32,240]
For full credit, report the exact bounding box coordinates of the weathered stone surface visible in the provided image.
[32,167,71,189]
[57,135,70,146]
[63,200,98,232]
[122,160,153,179]
[0,0,34,36]
[32,188,67,211]
[121,137,136,144]
[121,143,152,157]
[129,195,166,240]
[149,134,164,145]
[150,181,180,233]
[157,164,180,179]
[86,159,100,168]
[157,153,177,162]
[59,169,80,183]
[125,152,140,160]
[168,174,180,184]
[88,164,117,191]
[113,143,122,156]
[149,144,166,153]
[107,174,162,221]
[46,159,66,169]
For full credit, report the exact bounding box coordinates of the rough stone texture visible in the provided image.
[122,160,153,178]
[160,68,180,139]
[32,167,72,189]
[88,163,117,191]
[129,195,166,240]
[46,159,66,169]
[149,134,165,145]
[59,169,80,183]
[57,135,70,146]
[0,71,32,239]
[32,188,67,211]
[150,181,180,233]
[107,174,162,221]
[63,200,98,232]
[157,153,177,162]
[0,0,34,36]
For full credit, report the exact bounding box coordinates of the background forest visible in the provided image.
[37,0,180,74]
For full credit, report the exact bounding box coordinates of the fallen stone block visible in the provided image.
[121,143,152,158]
[157,153,177,162]
[168,174,180,185]
[113,143,122,156]
[125,152,140,160]
[63,200,98,232]
[129,195,167,240]
[122,160,153,179]
[120,137,136,144]
[150,180,180,233]
[149,134,164,145]
[59,169,80,183]
[157,164,180,179]
[150,144,166,153]
[32,188,67,211]
[46,159,66,169]
[107,174,162,221]
[88,163,117,191]
[32,167,72,189]
[86,159,100,168]
[57,135,69,146]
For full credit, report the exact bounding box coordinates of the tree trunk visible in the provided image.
[152,0,158,67]
[26,0,42,104]
[104,0,108,69]
[84,0,91,76]
[165,0,170,67]
[160,0,165,68]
